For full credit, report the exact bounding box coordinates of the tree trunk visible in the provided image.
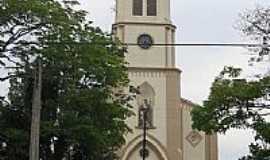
[29,59,42,160]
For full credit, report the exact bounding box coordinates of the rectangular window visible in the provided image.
[133,0,143,16]
[147,0,157,16]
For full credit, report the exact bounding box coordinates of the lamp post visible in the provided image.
[140,99,149,160]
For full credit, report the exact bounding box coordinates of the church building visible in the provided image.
[112,0,218,159]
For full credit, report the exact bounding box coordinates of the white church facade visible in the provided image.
[112,0,218,160]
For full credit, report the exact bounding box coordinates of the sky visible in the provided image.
[75,0,269,159]
[0,0,269,159]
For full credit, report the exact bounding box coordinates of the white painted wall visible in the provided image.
[182,106,206,160]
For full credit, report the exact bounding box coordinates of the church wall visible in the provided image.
[125,69,168,150]
[124,25,168,68]
[182,104,206,160]
[113,24,176,68]
[121,68,183,160]
[165,27,175,67]
[205,134,219,160]
[165,70,182,160]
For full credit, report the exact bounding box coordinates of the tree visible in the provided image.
[192,66,270,159]
[0,0,133,159]
[237,6,270,65]
[191,6,270,159]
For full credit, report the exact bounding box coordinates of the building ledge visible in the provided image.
[128,66,182,73]
[113,21,176,29]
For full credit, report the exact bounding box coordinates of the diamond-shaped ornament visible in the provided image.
[186,131,202,147]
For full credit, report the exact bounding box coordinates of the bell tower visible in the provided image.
[113,1,218,160]
[113,0,176,68]
[113,0,182,160]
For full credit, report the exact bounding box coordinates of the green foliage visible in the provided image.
[240,143,270,160]
[192,7,270,159]
[191,66,270,159]
[0,0,133,159]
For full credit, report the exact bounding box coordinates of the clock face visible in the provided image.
[137,34,153,49]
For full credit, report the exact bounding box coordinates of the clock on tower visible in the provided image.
[137,34,153,49]
[113,0,176,68]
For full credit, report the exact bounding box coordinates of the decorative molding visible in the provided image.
[128,66,182,73]
[171,28,176,66]
[128,70,163,78]
[113,22,176,30]
[186,131,203,148]
[128,69,181,78]
[120,133,169,160]
[165,25,169,67]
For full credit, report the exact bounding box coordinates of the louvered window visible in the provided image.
[133,0,143,16]
[147,0,157,16]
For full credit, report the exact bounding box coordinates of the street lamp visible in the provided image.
[139,99,150,160]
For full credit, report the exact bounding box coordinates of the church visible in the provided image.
[112,0,218,159]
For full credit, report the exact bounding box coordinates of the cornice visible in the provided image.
[128,66,182,73]
[113,21,177,30]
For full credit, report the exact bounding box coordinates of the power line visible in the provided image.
[11,42,270,48]
[125,43,269,48]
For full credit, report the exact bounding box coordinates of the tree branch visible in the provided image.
[0,73,26,81]
[251,21,268,35]
[260,112,270,116]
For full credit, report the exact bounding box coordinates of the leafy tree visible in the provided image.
[0,0,133,159]
[192,67,270,159]
[192,6,270,160]
[237,6,270,65]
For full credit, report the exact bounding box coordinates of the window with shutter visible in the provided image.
[133,0,143,16]
[147,0,157,16]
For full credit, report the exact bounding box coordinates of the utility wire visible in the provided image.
[11,42,270,48]
[124,43,268,48]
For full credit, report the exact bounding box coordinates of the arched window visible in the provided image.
[133,0,143,16]
[147,0,157,16]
